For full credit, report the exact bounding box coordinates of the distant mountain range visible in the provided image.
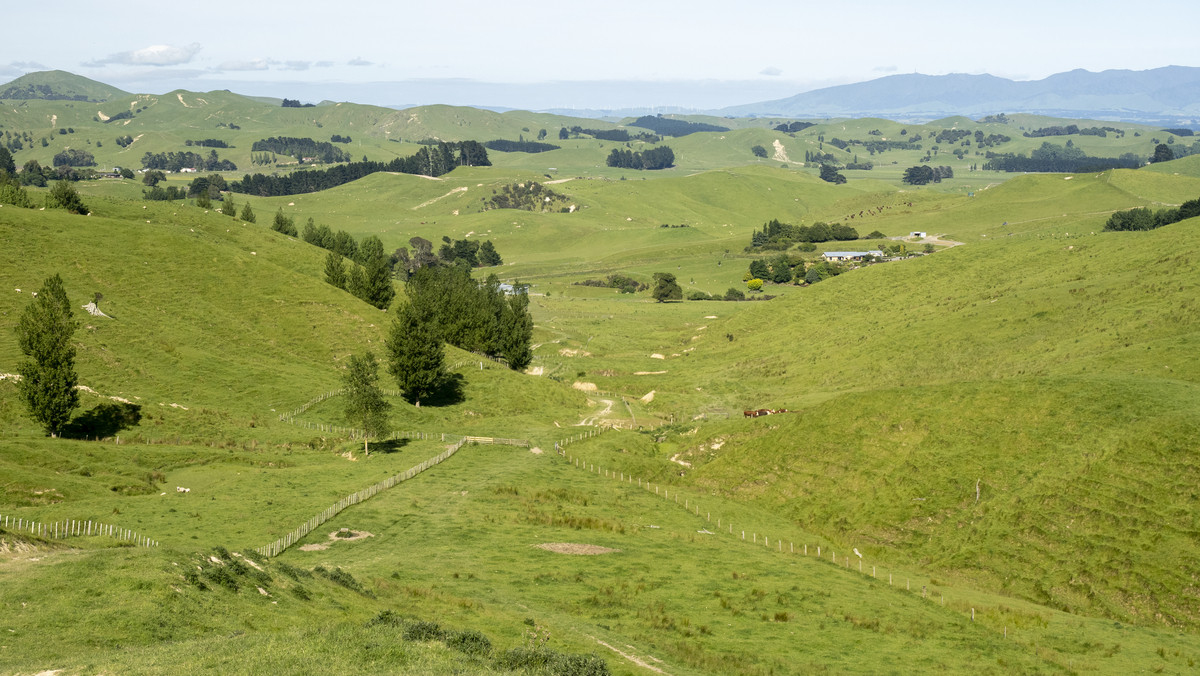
[2,67,1199,124]
[720,67,1200,123]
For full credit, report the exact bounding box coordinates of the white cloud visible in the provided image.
[759,66,782,77]
[219,59,271,72]
[348,57,373,67]
[281,60,311,71]
[314,61,334,68]
[86,43,202,67]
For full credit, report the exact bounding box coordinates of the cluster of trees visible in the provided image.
[975,131,1012,147]
[141,150,237,172]
[435,237,503,268]
[1104,197,1200,231]
[982,142,1141,173]
[330,134,353,143]
[630,115,728,137]
[936,129,972,144]
[323,234,396,310]
[115,135,134,148]
[12,159,98,186]
[1023,125,1122,138]
[774,121,816,133]
[303,219,367,260]
[0,151,36,207]
[101,110,134,123]
[749,218,859,249]
[686,287,762,301]
[805,150,836,164]
[251,137,351,164]
[185,139,230,148]
[482,181,571,212]
[605,146,674,170]
[232,142,488,196]
[281,99,315,108]
[748,255,796,284]
[1,83,92,101]
[901,165,954,185]
[1151,144,1175,163]
[3,130,34,152]
[51,149,95,167]
[574,274,646,294]
[819,164,846,184]
[483,139,560,154]
[0,156,86,211]
[143,185,187,201]
[389,267,534,400]
[751,145,768,158]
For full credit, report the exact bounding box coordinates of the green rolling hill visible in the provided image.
[2,72,1200,674]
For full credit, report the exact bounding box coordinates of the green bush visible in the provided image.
[402,620,445,642]
[445,629,492,657]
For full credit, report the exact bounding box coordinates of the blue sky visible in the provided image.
[4,0,1198,109]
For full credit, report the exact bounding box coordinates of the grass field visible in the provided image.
[3,76,1200,673]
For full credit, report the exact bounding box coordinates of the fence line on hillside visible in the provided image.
[0,512,159,548]
[255,434,529,558]
[554,433,996,632]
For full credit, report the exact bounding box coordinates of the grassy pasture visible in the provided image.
[4,86,1200,673]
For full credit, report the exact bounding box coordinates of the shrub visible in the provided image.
[446,629,492,657]
[402,620,445,642]
[314,565,366,594]
[45,181,88,214]
[365,610,405,627]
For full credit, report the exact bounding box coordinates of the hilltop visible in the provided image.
[0,69,129,102]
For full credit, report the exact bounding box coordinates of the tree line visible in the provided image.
[774,121,816,133]
[142,150,237,172]
[1104,197,1200,231]
[1023,124,1123,138]
[483,139,560,153]
[982,141,1140,173]
[185,139,231,148]
[630,115,729,137]
[901,165,954,185]
[251,137,351,164]
[231,142,489,196]
[749,218,859,249]
[605,146,675,170]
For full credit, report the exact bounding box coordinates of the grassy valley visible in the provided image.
[2,71,1200,674]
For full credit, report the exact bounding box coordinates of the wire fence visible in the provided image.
[555,437,994,627]
[255,434,529,558]
[0,512,159,548]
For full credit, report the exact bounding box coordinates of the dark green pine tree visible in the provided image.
[361,255,396,310]
[342,351,391,455]
[478,240,503,267]
[385,303,446,408]
[15,274,80,436]
[324,251,347,289]
[499,288,534,370]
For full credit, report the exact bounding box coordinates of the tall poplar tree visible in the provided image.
[15,274,79,436]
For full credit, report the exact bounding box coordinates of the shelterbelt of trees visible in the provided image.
[231,141,489,196]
